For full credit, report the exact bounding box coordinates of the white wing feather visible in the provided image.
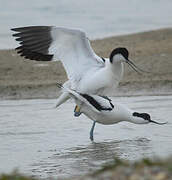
[49,27,104,82]
[12,26,104,87]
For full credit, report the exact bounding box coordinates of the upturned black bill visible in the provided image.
[149,119,167,125]
[127,59,147,74]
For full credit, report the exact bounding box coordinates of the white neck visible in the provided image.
[113,105,149,125]
[129,115,149,124]
[106,59,124,82]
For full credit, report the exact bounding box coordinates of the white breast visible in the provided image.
[81,103,132,125]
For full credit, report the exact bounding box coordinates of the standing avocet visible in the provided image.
[57,83,167,141]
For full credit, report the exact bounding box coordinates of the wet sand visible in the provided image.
[0,28,172,99]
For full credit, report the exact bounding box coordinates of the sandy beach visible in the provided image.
[0,28,172,99]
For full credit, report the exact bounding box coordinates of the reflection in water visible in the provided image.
[31,138,151,178]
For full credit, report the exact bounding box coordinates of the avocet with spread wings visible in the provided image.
[11,26,143,107]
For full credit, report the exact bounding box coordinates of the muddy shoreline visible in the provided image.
[0,28,172,99]
[1,157,172,180]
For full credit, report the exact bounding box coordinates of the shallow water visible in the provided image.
[1,0,172,49]
[0,95,172,178]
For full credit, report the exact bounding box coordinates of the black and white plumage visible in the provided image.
[12,26,53,61]
[57,83,167,141]
[11,26,143,108]
[80,93,114,111]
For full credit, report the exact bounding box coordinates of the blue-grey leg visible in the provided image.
[90,121,96,141]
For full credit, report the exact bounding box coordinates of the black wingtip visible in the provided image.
[11,27,20,32]
[11,26,54,61]
[11,27,26,32]
[15,46,22,50]
[11,28,15,31]
[12,33,21,37]
[11,28,20,37]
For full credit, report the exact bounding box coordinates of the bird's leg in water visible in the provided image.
[74,105,82,117]
[90,121,96,141]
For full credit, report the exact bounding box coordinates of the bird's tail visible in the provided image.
[57,82,72,93]
[56,82,89,106]
[56,82,80,99]
[56,83,71,108]
[56,83,63,89]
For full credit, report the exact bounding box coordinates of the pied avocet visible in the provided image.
[57,83,167,141]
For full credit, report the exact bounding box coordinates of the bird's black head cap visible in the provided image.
[133,112,151,120]
[132,112,167,125]
[110,47,129,63]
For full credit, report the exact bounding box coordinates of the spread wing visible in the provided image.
[11,26,104,82]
